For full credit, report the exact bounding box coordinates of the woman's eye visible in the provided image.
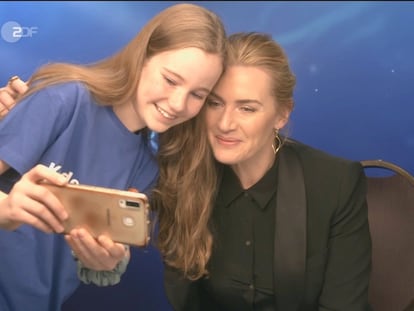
[207,100,221,107]
[241,106,256,113]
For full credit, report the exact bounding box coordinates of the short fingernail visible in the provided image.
[58,174,69,184]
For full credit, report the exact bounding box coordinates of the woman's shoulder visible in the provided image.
[284,138,362,174]
[284,139,366,203]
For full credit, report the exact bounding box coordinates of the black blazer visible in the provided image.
[164,140,372,311]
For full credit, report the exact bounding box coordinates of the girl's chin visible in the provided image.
[147,119,175,133]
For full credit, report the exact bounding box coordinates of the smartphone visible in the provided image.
[42,182,151,247]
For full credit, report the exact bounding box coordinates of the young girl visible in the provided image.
[0,4,227,311]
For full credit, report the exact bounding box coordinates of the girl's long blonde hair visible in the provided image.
[16,3,227,280]
[20,3,227,108]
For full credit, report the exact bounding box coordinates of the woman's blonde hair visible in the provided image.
[21,3,227,106]
[153,32,296,280]
[227,32,296,114]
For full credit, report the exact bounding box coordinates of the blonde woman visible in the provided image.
[156,32,372,311]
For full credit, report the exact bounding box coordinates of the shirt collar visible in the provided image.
[216,157,279,210]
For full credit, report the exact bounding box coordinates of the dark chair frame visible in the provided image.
[361,159,414,187]
[361,159,414,311]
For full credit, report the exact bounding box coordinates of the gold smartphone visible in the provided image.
[42,182,151,247]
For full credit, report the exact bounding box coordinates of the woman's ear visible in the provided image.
[275,116,288,130]
[274,110,291,130]
[274,100,293,129]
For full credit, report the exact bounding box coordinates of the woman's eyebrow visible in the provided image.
[235,99,261,105]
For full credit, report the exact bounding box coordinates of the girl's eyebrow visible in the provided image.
[164,68,212,93]
[163,67,184,81]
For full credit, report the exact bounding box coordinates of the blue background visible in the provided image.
[1,1,413,310]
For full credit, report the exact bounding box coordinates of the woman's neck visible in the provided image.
[231,152,276,190]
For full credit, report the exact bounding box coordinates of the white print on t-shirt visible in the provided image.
[48,162,80,185]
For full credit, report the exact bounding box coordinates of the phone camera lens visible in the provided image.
[126,200,140,208]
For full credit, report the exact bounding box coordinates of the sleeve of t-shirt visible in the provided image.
[0,84,76,175]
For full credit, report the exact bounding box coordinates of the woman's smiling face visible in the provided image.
[206,65,288,169]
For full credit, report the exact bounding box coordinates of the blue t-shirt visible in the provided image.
[0,82,159,311]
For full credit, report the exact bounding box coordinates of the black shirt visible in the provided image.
[199,159,279,311]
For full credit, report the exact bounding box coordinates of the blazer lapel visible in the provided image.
[274,145,307,310]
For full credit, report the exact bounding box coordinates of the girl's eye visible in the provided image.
[191,92,205,100]
[164,76,176,86]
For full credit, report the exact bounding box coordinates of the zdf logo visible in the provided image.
[1,21,38,43]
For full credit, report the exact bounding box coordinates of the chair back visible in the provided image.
[361,160,414,311]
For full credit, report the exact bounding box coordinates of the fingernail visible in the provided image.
[58,175,68,184]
